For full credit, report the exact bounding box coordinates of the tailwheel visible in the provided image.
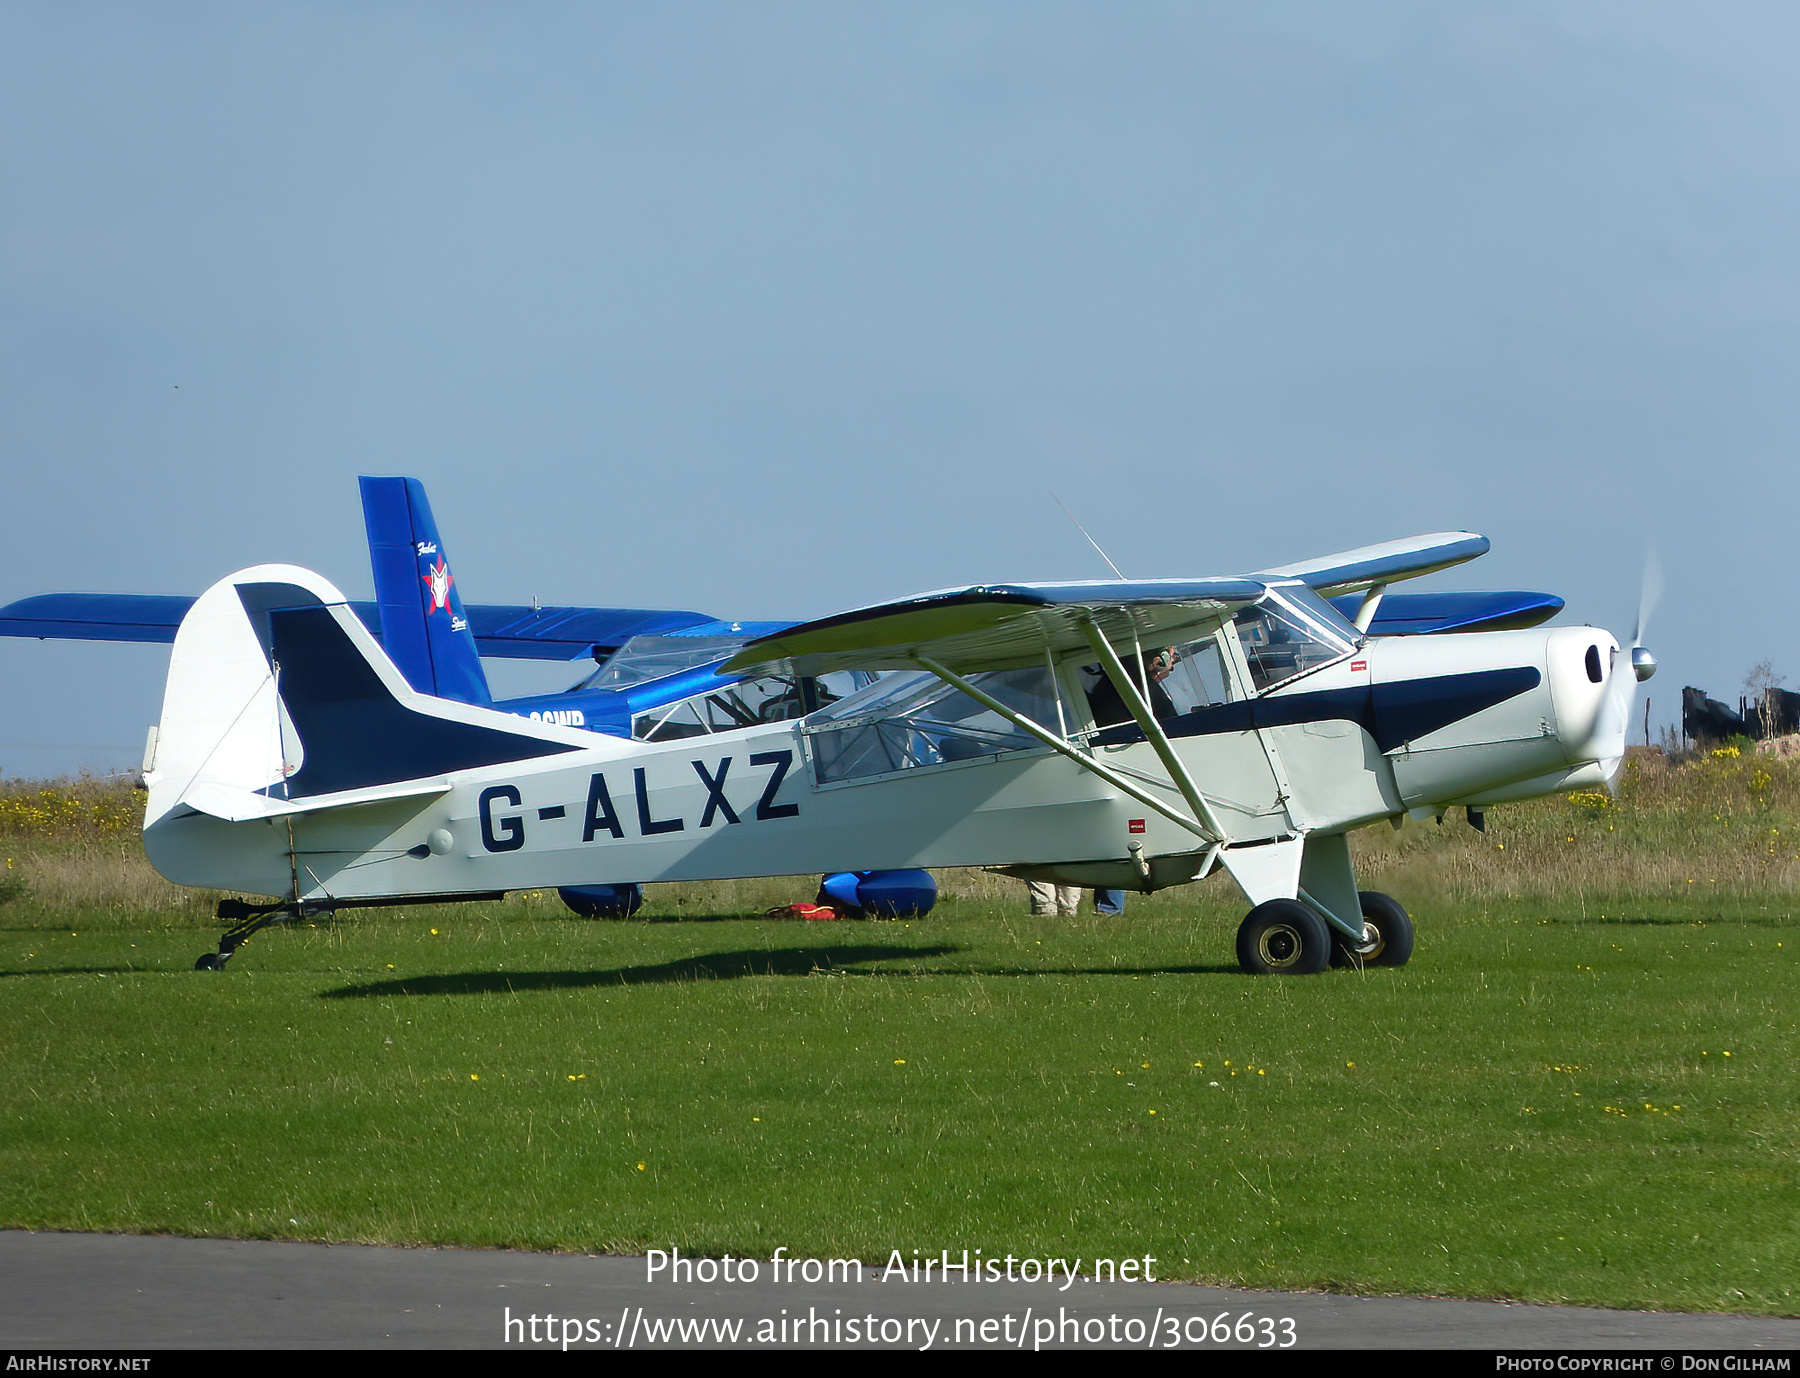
[1329,891,1415,969]
[193,897,298,972]
[1236,899,1331,975]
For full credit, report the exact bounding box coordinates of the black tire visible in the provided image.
[194,953,227,971]
[1330,891,1415,969]
[1236,899,1331,975]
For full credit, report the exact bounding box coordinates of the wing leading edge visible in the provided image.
[723,578,1267,678]
[1256,532,1490,596]
[3,532,1511,671]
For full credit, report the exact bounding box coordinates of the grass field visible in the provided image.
[0,757,1794,1315]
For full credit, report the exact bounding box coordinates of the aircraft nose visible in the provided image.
[1631,646,1656,683]
[1544,626,1629,766]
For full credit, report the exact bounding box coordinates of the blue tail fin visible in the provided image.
[359,477,493,707]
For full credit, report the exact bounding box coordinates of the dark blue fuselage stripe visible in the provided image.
[1092,667,1542,753]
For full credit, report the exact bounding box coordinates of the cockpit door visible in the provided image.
[1084,622,1287,839]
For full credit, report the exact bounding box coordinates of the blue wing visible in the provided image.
[0,591,726,664]
[1329,590,1563,635]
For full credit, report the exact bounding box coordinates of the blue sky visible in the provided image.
[4,2,1797,776]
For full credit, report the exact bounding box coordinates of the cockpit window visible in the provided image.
[1157,635,1232,712]
[802,667,1059,784]
[1233,591,1355,693]
[632,670,869,741]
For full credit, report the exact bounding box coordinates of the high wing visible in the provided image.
[1256,532,1489,596]
[0,592,199,644]
[4,581,1556,663]
[723,577,1267,678]
[728,533,1495,679]
[0,591,721,664]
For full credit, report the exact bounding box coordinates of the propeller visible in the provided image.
[1597,550,1662,786]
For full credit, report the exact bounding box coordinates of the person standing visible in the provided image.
[1026,881,1081,916]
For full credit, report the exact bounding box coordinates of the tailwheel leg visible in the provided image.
[194,898,298,971]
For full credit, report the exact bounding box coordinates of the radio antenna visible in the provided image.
[1052,493,1128,581]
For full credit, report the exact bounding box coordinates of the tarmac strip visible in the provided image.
[2,1230,1795,1351]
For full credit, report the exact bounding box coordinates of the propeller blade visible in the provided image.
[1604,548,1662,788]
[1634,547,1663,649]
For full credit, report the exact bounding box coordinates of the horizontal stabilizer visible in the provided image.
[1258,532,1489,596]
[182,777,454,823]
[725,578,1264,677]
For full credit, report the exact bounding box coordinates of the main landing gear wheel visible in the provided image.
[1236,899,1331,975]
[1328,891,1415,969]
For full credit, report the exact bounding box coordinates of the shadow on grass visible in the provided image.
[628,911,822,924]
[0,965,150,978]
[1542,914,1796,927]
[318,944,965,997]
[318,946,1254,997]
[551,913,939,925]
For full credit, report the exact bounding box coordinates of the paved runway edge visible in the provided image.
[2,1231,1796,1351]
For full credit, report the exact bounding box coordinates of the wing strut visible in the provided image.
[910,653,1220,845]
[1076,615,1231,841]
[1352,582,1387,633]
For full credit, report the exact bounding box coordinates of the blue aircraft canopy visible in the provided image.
[573,625,799,692]
[461,605,720,660]
[576,635,754,691]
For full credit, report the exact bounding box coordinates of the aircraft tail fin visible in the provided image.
[143,565,586,830]
[359,476,493,706]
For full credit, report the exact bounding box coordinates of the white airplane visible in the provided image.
[138,532,1653,974]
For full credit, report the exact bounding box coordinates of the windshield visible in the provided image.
[1233,588,1356,693]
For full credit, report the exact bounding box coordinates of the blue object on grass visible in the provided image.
[816,870,937,918]
[558,883,645,919]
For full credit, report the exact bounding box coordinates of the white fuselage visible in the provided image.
[144,617,1630,905]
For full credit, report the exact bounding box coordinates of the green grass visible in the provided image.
[0,760,1795,1314]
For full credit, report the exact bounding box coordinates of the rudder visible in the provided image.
[360,476,492,706]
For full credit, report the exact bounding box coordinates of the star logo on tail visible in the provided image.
[422,556,454,613]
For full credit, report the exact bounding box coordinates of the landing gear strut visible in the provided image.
[193,898,299,971]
